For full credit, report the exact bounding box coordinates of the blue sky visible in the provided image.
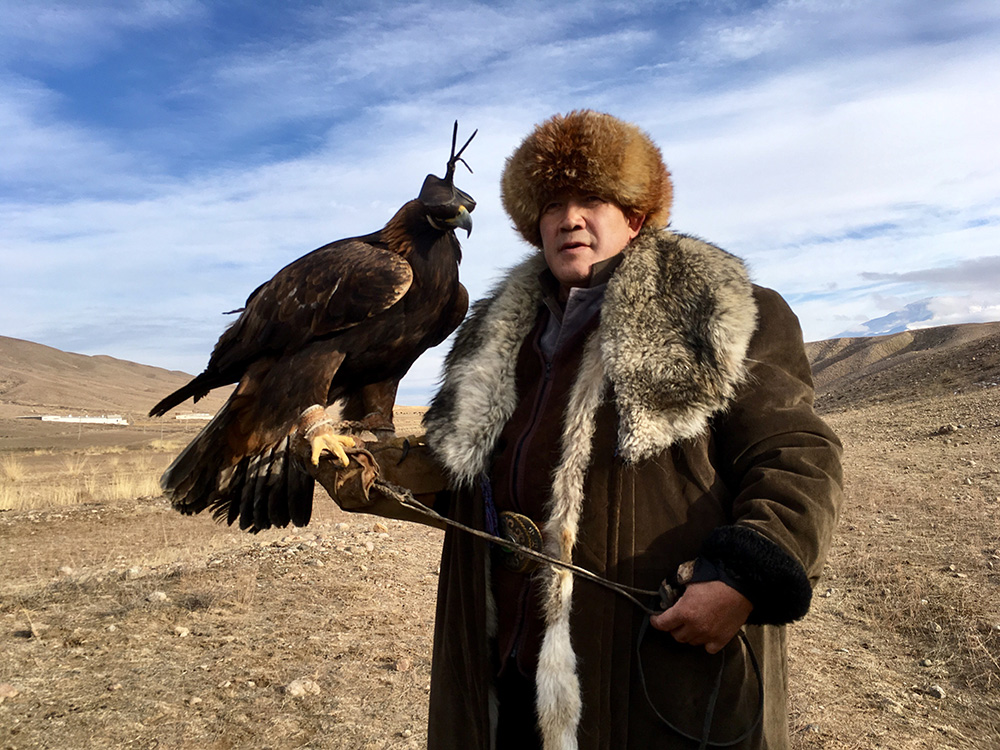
[2,0,998,404]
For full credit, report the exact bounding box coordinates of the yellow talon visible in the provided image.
[310,432,356,467]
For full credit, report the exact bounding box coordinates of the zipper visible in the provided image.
[507,333,553,512]
[496,326,553,676]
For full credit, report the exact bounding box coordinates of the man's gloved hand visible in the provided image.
[298,432,450,526]
[295,431,380,510]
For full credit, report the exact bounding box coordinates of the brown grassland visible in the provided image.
[1,328,999,749]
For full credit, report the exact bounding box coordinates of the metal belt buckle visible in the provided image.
[497,511,543,573]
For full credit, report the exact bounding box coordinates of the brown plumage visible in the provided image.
[150,125,476,532]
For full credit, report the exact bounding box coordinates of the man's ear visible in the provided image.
[628,212,646,236]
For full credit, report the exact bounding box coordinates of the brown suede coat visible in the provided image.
[413,228,842,750]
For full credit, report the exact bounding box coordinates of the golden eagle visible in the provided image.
[150,124,476,532]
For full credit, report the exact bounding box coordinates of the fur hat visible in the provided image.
[500,110,673,247]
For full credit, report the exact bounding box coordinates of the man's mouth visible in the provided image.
[559,241,588,252]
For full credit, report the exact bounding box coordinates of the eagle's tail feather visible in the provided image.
[221,440,314,532]
[220,457,247,527]
[237,456,259,531]
[249,451,273,532]
[161,406,316,532]
[265,438,292,528]
[286,455,315,527]
[149,368,233,418]
[160,404,232,515]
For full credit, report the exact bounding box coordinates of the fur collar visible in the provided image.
[424,227,757,484]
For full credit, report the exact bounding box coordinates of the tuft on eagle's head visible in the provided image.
[149,123,476,532]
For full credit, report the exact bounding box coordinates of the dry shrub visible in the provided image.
[177,591,219,611]
[0,484,19,510]
[1,455,28,510]
[82,445,126,456]
[0,454,25,482]
[148,438,187,453]
[46,485,83,506]
[62,453,89,476]
[99,468,159,502]
[132,452,155,473]
[224,564,261,611]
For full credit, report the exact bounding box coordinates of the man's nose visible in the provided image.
[559,201,585,229]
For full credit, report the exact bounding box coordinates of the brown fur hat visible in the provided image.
[500,110,673,247]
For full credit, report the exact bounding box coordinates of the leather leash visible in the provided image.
[373,478,672,614]
[374,477,764,747]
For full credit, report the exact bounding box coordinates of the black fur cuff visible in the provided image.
[698,525,812,625]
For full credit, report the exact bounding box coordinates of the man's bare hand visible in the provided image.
[649,580,753,654]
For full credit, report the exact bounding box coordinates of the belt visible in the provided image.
[496,510,544,573]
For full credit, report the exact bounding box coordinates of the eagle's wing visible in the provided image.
[158,239,413,526]
[211,239,413,374]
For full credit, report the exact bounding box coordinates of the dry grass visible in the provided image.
[0,496,442,750]
[831,543,1000,690]
[786,390,1000,749]
[0,454,25,483]
[148,437,189,453]
[104,469,163,501]
[82,444,127,456]
[0,447,172,511]
[61,453,89,476]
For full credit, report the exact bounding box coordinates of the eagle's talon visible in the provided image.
[397,438,411,465]
[310,432,356,467]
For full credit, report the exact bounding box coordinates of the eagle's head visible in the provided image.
[419,122,477,236]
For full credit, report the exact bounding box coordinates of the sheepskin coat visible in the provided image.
[422,228,843,750]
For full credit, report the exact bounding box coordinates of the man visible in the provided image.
[326,110,842,749]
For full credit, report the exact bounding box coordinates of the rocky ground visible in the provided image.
[1,388,998,748]
[0,496,444,750]
[787,387,1000,749]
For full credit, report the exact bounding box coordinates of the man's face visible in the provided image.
[540,192,643,290]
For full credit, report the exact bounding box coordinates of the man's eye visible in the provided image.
[585,195,605,205]
[543,201,562,213]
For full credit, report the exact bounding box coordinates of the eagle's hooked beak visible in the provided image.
[445,205,473,237]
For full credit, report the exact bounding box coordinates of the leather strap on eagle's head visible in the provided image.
[418,122,477,236]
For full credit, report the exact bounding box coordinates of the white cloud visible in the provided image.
[637,23,1000,342]
[0,0,204,65]
[0,76,151,198]
[2,0,999,400]
[924,296,1000,327]
[861,255,1000,291]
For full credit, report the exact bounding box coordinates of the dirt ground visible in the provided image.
[1,395,998,749]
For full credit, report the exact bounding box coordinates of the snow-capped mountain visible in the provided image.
[838,297,1000,338]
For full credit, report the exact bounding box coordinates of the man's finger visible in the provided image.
[704,640,725,655]
[649,606,680,633]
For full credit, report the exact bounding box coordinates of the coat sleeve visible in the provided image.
[702,286,843,625]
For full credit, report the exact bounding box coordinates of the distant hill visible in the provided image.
[806,320,1000,411]
[4,320,1000,427]
[0,335,230,420]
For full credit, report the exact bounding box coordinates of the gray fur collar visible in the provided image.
[424,228,758,486]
